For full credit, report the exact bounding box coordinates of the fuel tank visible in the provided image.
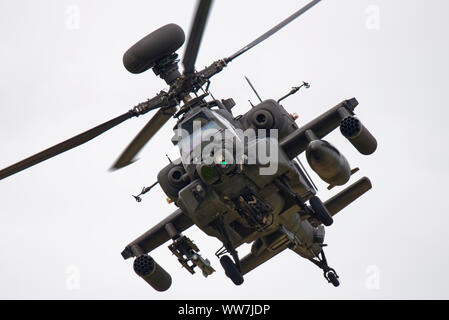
[306,140,350,186]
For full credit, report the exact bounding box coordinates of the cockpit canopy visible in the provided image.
[172,108,240,163]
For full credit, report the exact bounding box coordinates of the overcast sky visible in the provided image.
[0,0,448,299]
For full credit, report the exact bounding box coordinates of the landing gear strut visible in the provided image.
[309,249,340,287]
[214,216,244,286]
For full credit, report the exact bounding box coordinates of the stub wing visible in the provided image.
[121,209,193,259]
[280,98,359,159]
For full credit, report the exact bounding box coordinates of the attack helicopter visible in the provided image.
[0,0,377,291]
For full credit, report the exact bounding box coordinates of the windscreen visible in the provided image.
[177,112,221,155]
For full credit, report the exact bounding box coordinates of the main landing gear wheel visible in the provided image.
[309,196,333,226]
[325,270,340,287]
[220,255,244,286]
[309,249,340,287]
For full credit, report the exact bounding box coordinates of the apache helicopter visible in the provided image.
[0,0,377,291]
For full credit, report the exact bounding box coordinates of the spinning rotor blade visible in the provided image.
[182,0,213,74]
[0,111,135,180]
[225,0,322,63]
[111,107,177,170]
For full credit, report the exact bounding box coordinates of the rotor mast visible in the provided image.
[0,0,323,179]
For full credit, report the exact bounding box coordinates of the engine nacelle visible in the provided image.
[157,161,190,201]
[340,116,377,155]
[306,140,351,186]
[239,99,299,140]
[133,255,172,292]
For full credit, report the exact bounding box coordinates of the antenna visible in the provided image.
[296,156,318,191]
[277,81,310,103]
[132,181,159,203]
[166,154,173,163]
[244,76,263,103]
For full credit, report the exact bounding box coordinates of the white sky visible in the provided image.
[0,0,448,299]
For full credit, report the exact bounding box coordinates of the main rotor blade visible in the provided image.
[0,111,135,180]
[225,0,322,63]
[182,0,213,74]
[111,107,177,170]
